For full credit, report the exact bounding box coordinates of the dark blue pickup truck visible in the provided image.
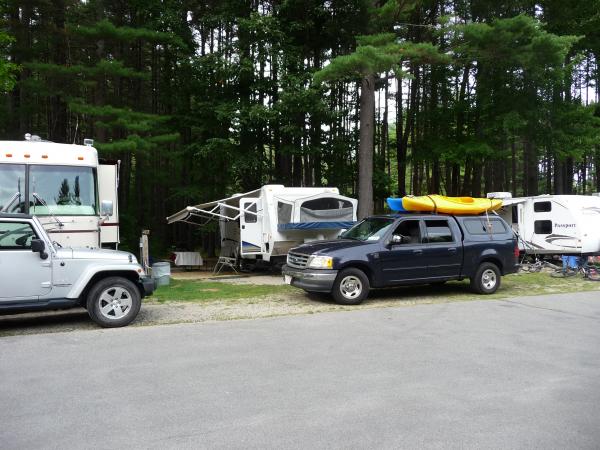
[282,213,519,305]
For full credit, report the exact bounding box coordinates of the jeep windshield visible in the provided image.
[340,217,395,242]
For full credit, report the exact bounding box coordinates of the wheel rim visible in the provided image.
[98,286,133,320]
[340,275,362,299]
[481,269,497,290]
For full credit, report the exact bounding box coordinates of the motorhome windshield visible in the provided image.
[0,164,26,213]
[29,165,97,216]
[340,217,394,241]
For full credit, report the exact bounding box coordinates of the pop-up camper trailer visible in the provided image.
[167,185,357,264]
[489,193,600,255]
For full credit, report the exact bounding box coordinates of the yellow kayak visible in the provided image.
[401,195,502,215]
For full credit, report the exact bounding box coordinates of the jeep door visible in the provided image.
[0,221,52,300]
[421,218,463,278]
[377,219,428,284]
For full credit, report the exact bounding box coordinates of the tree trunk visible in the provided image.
[358,73,375,219]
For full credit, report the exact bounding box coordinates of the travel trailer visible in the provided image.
[167,185,358,264]
[489,193,600,255]
[0,135,119,248]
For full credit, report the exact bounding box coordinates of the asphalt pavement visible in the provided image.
[1,292,600,449]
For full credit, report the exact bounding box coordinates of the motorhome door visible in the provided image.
[240,198,263,256]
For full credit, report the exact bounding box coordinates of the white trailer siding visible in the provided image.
[496,195,600,255]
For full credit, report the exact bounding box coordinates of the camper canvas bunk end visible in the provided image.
[0,137,119,248]
[167,185,358,264]
[489,193,600,255]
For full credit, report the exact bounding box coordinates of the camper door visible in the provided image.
[240,198,263,256]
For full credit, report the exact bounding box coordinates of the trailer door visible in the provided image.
[240,198,263,256]
[98,163,119,248]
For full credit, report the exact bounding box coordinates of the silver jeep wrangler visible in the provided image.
[0,213,155,327]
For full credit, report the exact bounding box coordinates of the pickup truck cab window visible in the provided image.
[424,219,454,243]
[0,221,37,250]
[341,217,394,241]
[391,219,422,244]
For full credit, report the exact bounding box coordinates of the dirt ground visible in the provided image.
[0,282,479,337]
[171,270,285,285]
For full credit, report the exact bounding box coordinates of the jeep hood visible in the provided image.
[56,247,137,263]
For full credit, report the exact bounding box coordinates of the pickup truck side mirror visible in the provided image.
[101,200,114,217]
[31,239,48,260]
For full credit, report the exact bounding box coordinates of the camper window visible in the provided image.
[534,201,552,213]
[244,202,257,223]
[534,220,552,234]
[277,202,292,224]
[299,198,354,222]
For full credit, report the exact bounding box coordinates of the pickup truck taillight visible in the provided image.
[514,242,520,259]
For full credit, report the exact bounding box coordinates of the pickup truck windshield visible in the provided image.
[340,217,395,241]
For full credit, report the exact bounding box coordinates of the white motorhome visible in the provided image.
[489,193,600,255]
[0,136,119,248]
[167,185,357,263]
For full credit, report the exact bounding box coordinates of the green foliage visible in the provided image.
[0,32,19,92]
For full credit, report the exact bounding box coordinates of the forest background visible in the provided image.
[1,0,600,254]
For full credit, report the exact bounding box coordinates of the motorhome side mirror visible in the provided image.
[101,200,114,217]
[31,239,48,260]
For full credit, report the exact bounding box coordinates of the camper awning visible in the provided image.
[166,188,261,226]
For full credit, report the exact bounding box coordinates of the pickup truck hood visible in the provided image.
[291,239,375,255]
[55,247,137,263]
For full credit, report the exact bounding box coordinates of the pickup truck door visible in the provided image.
[377,219,429,284]
[0,221,52,300]
[421,218,463,278]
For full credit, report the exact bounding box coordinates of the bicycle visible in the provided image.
[520,257,561,273]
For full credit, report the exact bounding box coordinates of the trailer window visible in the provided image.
[0,164,26,213]
[534,220,552,234]
[299,197,354,222]
[277,202,292,224]
[29,165,97,216]
[244,202,257,223]
[534,201,552,212]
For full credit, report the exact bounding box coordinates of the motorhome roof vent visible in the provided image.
[83,138,94,147]
[24,133,42,142]
[486,192,512,199]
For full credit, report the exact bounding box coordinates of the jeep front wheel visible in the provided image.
[470,262,501,294]
[86,276,141,328]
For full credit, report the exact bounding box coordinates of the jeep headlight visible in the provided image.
[307,255,333,269]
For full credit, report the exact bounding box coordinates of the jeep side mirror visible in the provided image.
[31,239,48,260]
[101,200,113,217]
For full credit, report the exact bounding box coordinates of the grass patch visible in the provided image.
[148,272,600,306]
[149,279,295,303]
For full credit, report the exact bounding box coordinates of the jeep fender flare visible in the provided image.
[67,263,143,299]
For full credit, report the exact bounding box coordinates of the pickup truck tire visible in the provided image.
[332,268,369,305]
[86,276,142,328]
[470,262,501,294]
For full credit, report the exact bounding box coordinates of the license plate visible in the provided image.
[284,275,292,285]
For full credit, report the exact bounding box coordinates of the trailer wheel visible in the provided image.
[470,262,501,294]
[332,268,369,305]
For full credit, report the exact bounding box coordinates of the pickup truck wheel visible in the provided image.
[86,277,141,328]
[332,268,369,305]
[471,262,501,294]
